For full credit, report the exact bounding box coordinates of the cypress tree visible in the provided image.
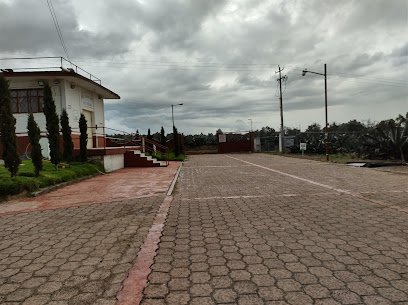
[160,126,166,146]
[27,113,43,177]
[0,75,20,177]
[79,113,87,163]
[60,109,74,167]
[147,128,153,151]
[43,84,60,171]
[173,126,180,157]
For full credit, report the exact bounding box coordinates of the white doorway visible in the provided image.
[82,110,93,149]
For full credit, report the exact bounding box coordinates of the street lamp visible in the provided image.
[248,118,253,131]
[302,63,329,161]
[171,103,183,128]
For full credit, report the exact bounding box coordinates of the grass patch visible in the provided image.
[146,151,185,161]
[0,160,104,200]
[263,152,361,164]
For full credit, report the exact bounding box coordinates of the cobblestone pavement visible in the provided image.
[0,197,163,305]
[0,163,180,305]
[142,154,408,305]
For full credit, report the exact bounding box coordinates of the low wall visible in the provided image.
[89,154,124,173]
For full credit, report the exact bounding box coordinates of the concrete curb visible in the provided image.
[31,173,102,197]
[167,162,183,196]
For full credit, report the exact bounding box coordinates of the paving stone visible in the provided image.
[2,155,408,305]
[190,283,213,296]
[213,288,237,303]
[165,291,190,305]
[168,278,189,290]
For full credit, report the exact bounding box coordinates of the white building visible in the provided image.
[0,69,120,158]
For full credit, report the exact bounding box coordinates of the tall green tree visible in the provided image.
[60,109,74,167]
[146,128,153,151]
[0,75,20,177]
[160,126,166,146]
[173,126,180,157]
[43,84,60,170]
[79,113,88,163]
[27,113,43,177]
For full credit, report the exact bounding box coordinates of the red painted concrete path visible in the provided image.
[0,162,181,216]
[116,196,174,305]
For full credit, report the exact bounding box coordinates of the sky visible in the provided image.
[0,0,407,135]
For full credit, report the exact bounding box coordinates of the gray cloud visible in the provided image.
[0,0,407,135]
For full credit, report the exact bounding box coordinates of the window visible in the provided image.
[11,89,44,114]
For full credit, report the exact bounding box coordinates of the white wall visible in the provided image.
[7,76,106,155]
[63,80,105,139]
[103,154,124,172]
[9,78,62,159]
[10,78,61,134]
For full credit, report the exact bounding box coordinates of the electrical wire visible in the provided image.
[46,0,71,63]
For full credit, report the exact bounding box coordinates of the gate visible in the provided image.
[217,132,255,153]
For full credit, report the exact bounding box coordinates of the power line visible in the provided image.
[46,0,71,63]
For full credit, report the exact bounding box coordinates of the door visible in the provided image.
[83,110,93,149]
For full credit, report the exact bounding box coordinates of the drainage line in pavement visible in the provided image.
[116,163,182,305]
[167,162,182,196]
[116,195,173,305]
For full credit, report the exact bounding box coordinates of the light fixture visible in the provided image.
[54,80,59,84]
[70,83,75,89]
[38,81,45,86]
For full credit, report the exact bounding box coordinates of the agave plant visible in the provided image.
[364,115,408,162]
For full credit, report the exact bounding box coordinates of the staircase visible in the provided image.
[124,150,168,167]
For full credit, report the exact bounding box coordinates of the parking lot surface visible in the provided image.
[142,154,408,305]
[0,155,407,305]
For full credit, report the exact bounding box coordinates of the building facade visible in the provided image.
[0,70,120,159]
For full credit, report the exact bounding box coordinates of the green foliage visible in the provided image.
[0,75,20,177]
[43,84,60,170]
[60,109,74,166]
[79,113,87,163]
[147,151,185,161]
[184,133,217,148]
[173,126,180,157]
[27,113,43,177]
[160,126,166,146]
[363,114,408,162]
[0,160,104,199]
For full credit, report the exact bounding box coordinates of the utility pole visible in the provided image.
[302,64,329,161]
[171,103,183,129]
[276,66,287,153]
[248,118,253,131]
[324,63,328,161]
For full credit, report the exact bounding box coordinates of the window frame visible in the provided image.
[11,88,44,114]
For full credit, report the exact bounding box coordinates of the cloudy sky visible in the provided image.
[1,0,407,135]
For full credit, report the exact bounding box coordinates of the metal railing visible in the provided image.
[73,126,170,166]
[17,126,170,166]
[0,57,101,85]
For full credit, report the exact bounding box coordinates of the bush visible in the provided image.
[0,160,104,200]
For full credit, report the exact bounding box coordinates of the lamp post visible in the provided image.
[302,64,329,161]
[248,118,253,131]
[171,103,183,128]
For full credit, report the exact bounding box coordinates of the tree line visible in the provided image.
[166,115,407,162]
[257,115,408,162]
[0,75,89,178]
